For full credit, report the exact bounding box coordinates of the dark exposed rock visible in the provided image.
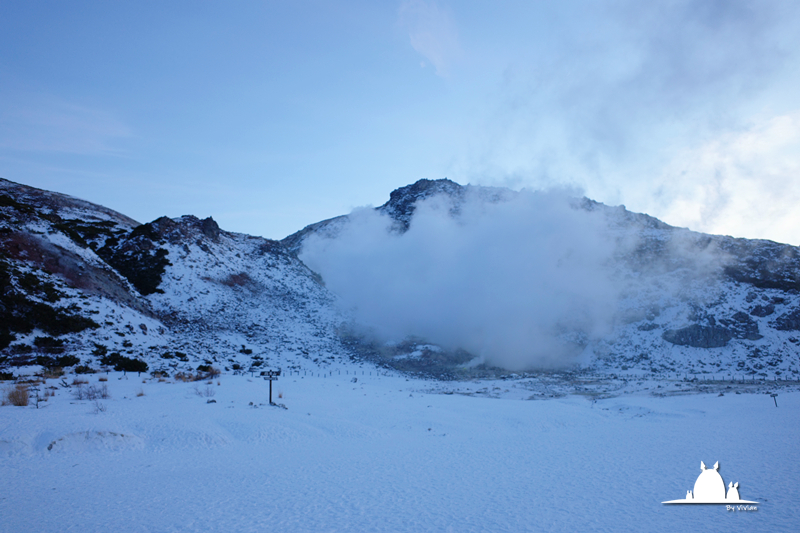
[688,305,717,326]
[719,312,762,340]
[662,325,733,348]
[97,223,170,296]
[663,311,763,348]
[281,178,465,253]
[200,217,220,241]
[637,322,659,331]
[772,308,800,331]
[378,178,464,231]
[0,257,99,341]
[750,304,775,317]
[720,238,800,291]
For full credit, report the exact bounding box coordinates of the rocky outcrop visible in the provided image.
[662,325,734,348]
[377,178,464,230]
[200,217,220,241]
[750,304,775,317]
[663,311,763,348]
[0,256,99,350]
[719,238,800,291]
[96,225,171,296]
[772,308,800,331]
[718,312,763,341]
[280,179,465,254]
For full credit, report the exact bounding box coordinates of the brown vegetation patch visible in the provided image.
[222,272,252,287]
[6,384,29,406]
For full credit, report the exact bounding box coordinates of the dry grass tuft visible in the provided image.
[193,384,216,398]
[176,369,223,383]
[72,377,89,386]
[136,389,145,397]
[73,383,110,401]
[174,372,194,382]
[42,367,64,379]
[98,376,108,382]
[97,383,110,399]
[7,384,30,406]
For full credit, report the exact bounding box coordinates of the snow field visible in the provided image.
[1,371,798,532]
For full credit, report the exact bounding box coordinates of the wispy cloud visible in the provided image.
[398,0,461,77]
[0,94,132,156]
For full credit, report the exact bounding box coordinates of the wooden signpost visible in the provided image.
[261,369,281,405]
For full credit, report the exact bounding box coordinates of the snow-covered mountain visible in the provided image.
[0,178,352,376]
[285,178,800,379]
[2,177,799,380]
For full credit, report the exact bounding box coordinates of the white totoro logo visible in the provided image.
[663,461,758,504]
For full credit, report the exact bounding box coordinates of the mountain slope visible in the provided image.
[3,177,799,380]
[285,178,800,379]
[1,178,352,375]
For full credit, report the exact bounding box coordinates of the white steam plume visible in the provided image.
[300,188,621,370]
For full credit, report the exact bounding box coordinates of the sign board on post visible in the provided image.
[261,369,281,405]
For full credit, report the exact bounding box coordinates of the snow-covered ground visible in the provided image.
[2,369,798,532]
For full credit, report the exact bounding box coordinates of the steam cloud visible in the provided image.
[300,188,622,370]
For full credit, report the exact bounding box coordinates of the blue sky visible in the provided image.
[2,1,800,243]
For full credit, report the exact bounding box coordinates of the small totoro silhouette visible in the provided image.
[727,481,740,501]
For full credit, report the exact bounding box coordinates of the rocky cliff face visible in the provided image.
[282,178,512,254]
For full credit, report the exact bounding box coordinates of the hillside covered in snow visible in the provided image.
[288,178,800,380]
[0,178,353,379]
[2,177,800,384]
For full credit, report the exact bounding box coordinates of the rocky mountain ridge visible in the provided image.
[284,178,800,378]
[2,177,800,381]
[1,178,352,377]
